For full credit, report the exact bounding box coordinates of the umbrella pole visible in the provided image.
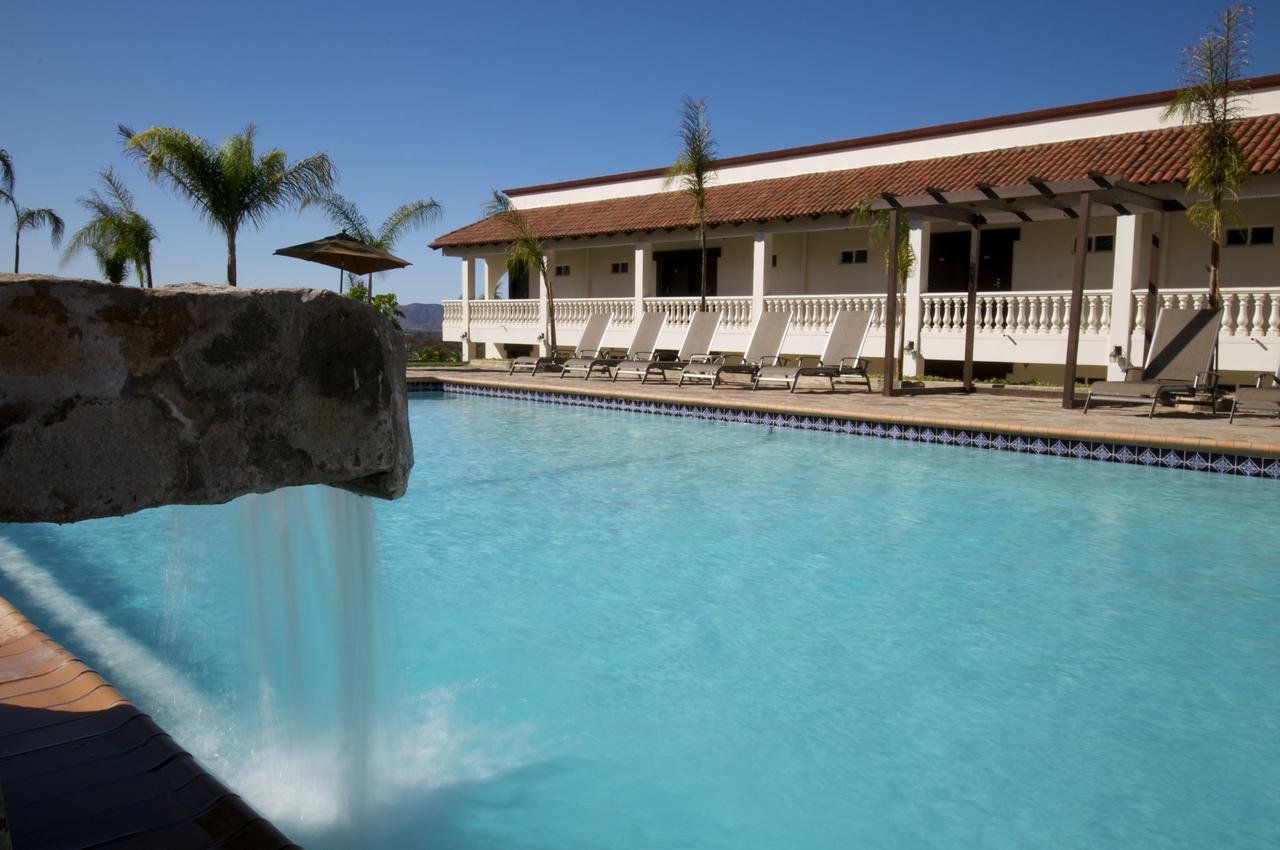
[338,266,343,294]
[368,273,373,304]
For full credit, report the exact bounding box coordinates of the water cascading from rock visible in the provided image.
[237,486,382,834]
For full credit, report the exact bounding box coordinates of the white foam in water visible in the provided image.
[0,490,533,843]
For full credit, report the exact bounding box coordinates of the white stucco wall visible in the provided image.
[1163,196,1280,289]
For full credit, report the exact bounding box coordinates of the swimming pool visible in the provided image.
[2,392,1277,848]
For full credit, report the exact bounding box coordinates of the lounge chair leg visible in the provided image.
[1148,396,1159,419]
[1082,392,1091,414]
[1229,401,1237,423]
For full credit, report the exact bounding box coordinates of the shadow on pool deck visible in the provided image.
[0,597,297,849]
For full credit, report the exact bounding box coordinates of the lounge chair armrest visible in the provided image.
[1255,372,1278,388]
[839,356,867,370]
[688,353,723,365]
[1195,370,1220,390]
[577,348,602,358]
[757,355,786,367]
[632,350,658,362]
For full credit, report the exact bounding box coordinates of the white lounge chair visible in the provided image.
[613,311,722,384]
[560,311,665,380]
[679,311,791,388]
[1083,307,1223,417]
[1229,358,1280,423]
[753,309,872,392]
[509,313,610,376]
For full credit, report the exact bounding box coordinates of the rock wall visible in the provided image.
[0,275,412,523]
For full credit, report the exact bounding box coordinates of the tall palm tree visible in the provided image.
[483,191,559,352]
[1,148,65,273]
[665,96,718,311]
[301,192,442,300]
[854,202,916,382]
[92,244,130,284]
[119,124,335,285]
[1164,3,1253,309]
[62,168,158,287]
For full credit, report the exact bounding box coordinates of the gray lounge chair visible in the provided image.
[613,310,722,383]
[560,311,666,380]
[1229,359,1280,423]
[679,311,791,388]
[1083,307,1223,417]
[752,309,872,392]
[509,312,610,375]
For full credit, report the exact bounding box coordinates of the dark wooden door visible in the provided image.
[508,265,530,299]
[927,228,1018,292]
[656,248,719,297]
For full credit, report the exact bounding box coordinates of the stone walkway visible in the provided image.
[408,366,1280,459]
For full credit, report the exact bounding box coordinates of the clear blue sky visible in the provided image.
[5,0,1277,305]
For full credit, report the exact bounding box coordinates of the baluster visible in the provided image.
[1012,297,1025,333]
[1234,293,1249,336]
[1100,295,1112,336]
[1267,294,1280,337]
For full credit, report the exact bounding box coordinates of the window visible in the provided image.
[610,261,630,274]
[1087,235,1114,253]
[771,253,777,268]
[554,265,570,277]
[840,249,869,265]
[1228,226,1274,246]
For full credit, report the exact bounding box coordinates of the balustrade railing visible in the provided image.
[443,301,462,324]
[763,294,896,332]
[921,291,1112,336]
[643,296,753,328]
[551,297,635,326]
[1133,287,1280,338]
[469,299,538,325]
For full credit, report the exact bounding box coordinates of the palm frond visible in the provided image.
[663,96,718,222]
[0,148,13,196]
[17,207,64,246]
[301,192,374,243]
[377,198,442,248]
[482,190,511,217]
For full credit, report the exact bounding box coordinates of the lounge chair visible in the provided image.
[560,311,666,380]
[1229,359,1280,423]
[613,310,722,383]
[679,311,791,388]
[1083,307,1223,417]
[752,309,873,392]
[509,312,610,375]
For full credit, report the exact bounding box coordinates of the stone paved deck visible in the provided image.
[408,366,1280,460]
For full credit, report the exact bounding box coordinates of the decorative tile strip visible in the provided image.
[428,381,1279,479]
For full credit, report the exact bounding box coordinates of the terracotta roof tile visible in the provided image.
[431,114,1280,249]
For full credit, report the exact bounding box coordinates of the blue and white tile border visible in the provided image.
[407,379,1280,480]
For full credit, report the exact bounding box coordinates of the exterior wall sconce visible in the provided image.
[460,331,469,339]
[1109,345,1128,370]
[905,341,915,352]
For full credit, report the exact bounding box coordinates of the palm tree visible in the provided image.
[62,168,158,287]
[1,148,65,273]
[93,245,130,284]
[119,124,335,285]
[483,191,559,352]
[853,202,916,383]
[665,96,718,311]
[301,192,442,300]
[1164,3,1253,309]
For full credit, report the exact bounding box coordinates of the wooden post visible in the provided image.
[1143,211,1163,363]
[1062,192,1093,408]
[882,209,900,396]
[963,222,981,392]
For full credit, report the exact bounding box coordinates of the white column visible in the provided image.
[482,257,506,359]
[902,221,930,377]
[752,231,773,323]
[1108,215,1150,379]
[459,257,476,363]
[634,242,653,321]
[484,256,503,299]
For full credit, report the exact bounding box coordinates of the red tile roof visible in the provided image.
[431,113,1280,250]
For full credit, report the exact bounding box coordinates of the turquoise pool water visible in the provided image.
[2,392,1278,848]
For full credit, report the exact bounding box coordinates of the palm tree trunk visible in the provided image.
[145,255,154,289]
[226,229,237,286]
[545,263,557,353]
[1209,207,1222,309]
[698,224,708,312]
[896,278,906,382]
[13,231,19,274]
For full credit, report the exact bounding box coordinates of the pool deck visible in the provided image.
[408,365,1280,462]
[0,595,297,849]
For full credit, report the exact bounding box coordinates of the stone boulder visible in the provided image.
[0,275,413,523]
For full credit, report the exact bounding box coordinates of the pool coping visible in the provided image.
[407,375,1280,479]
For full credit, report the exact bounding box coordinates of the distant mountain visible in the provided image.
[399,303,443,333]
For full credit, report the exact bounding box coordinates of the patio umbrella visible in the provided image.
[274,231,410,300]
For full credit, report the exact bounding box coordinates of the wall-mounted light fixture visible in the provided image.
[905,341,916,352]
